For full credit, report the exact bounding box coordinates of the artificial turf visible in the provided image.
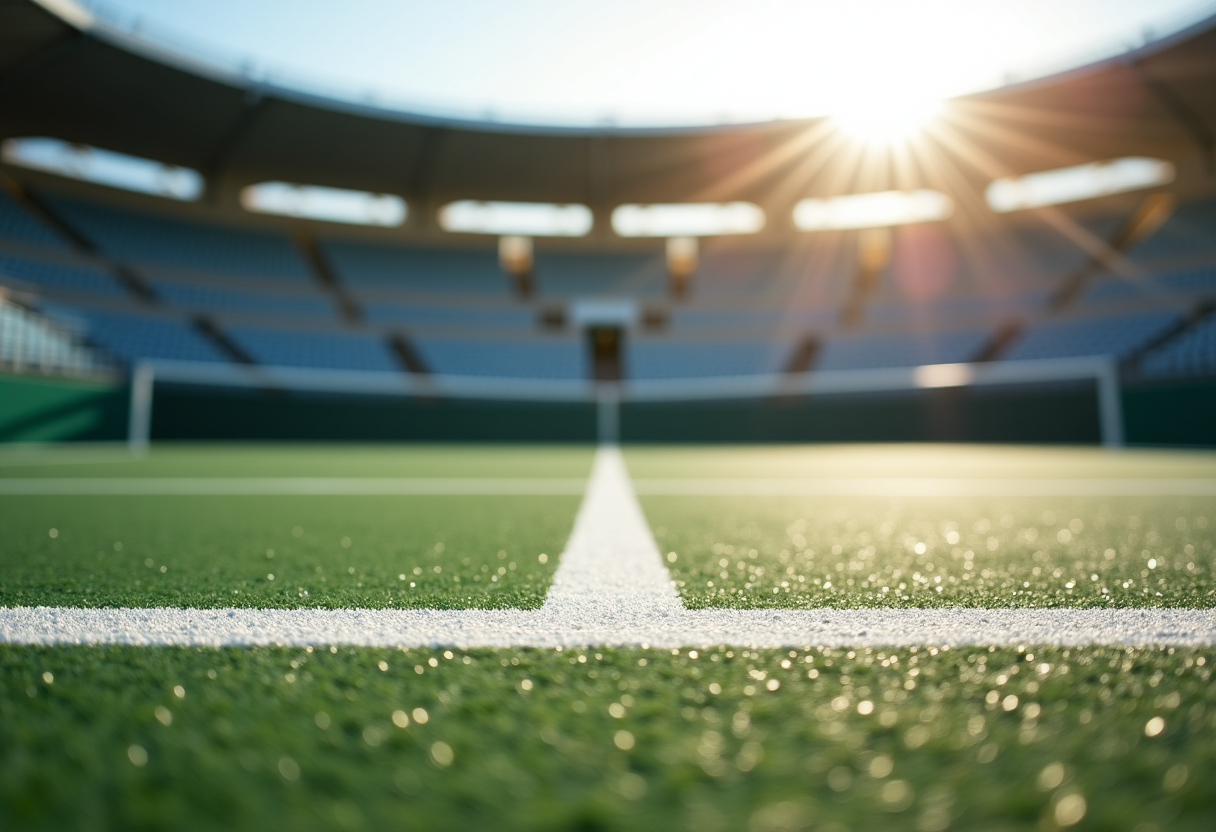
[644,494,1215,609]
[0,494,577,609]
[622,444,1216,481]
[0,444,595,479]
[1,644,1212,832]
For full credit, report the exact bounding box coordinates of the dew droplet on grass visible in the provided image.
[429,741,453,767]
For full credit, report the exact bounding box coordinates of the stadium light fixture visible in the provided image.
[439,201,593,237]
[1,137,203,201]
[499,235,533,275]
[612,203,764,237]
[793,190,953,231]
[985,157,1175,213]
[241,182,406,226]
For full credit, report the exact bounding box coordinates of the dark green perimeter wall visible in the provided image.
[0,373,128,443]
[2,372,1214,446]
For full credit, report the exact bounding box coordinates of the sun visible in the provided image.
[829,95,944,145]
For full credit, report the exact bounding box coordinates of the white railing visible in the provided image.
[126,355,1125,450]
[0,296,107,377]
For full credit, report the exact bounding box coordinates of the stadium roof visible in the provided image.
[1,0,1215,245]
[31,0,1216,130]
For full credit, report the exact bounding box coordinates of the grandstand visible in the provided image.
[2,1,1216,830]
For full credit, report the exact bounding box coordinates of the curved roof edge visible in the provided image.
[35,0,1216,138]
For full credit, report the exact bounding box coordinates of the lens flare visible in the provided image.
[830,96,943,145]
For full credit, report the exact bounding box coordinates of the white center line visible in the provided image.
[2,447,1214,648]
[0,478,588,496]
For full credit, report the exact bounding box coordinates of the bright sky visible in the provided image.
[76,0,1216,128]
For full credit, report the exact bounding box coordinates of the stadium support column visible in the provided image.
[1096,358,1125,449]
[667,237,697,299]
[500,236,533,298]
[840,228,891,328]
[127,361,154,455]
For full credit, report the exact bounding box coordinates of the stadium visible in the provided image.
[1,0,1214,828]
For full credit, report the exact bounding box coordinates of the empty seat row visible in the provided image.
[0,251,128,298]
[150,281,337,318]
[626,341,780,379]
[1139,314,1216,378]
[226,327,398,372]
[817,330,988,371]
[46,308,230,364]
[46,196,313,282]
[1004,311,1177,362]
[413,338,584,379]
[0,190,70,250]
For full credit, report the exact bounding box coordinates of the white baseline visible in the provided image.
[2,448,1214,648]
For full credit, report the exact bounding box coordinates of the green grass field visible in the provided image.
[2,645,1212,831]
[647,494,1213,609]
[0,445,591,610]
[0,494,575,609]
[2,443,1215,831]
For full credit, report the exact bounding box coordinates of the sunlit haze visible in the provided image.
[69,0,1216,128]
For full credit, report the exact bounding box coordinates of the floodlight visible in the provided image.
[985,157,1175,213]
[1,137,203,201]
[666,236,698,278]
[793,190,952,231]
[241,182,406,226]
[612,203,764,237]
[439,201,592,237]
[498,235,533,276]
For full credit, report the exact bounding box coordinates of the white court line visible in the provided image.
[0,478,588,496]
[5,477,1214,497]
[633,478,1216,497]
[2,447,1215,648]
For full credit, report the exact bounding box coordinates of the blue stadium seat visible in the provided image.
[415,338,585,379]
[693,250,788,299]
[818,330,989,371]
[670,309,793,331]
[867,292,1047,324]
[1139,314,1216,378]
[45,195,312,282]
[532,252,665,298]
[0,190,70,250]
[363,303,534,328]
[151,281,337,318]
[1086,267,1216,304]
[1126,195,1216,264]
[227,327,398,371]
[0,251,128,298]
[54,309,231,364]
[322,240,507,295]
[1003,311,1178,361]
[627,341,780,379]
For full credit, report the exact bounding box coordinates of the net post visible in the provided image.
[128,361,154,456]
[1095,358,1125,448]
[597,385,620,446]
